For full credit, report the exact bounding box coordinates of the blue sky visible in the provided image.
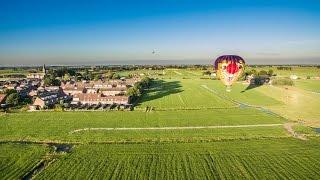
[0,0,320,65]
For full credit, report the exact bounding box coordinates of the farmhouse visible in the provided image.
[72,93,129,105]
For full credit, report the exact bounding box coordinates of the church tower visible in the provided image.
[42,64,47,74]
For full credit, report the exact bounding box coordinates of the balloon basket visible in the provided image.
[226,86,231,92]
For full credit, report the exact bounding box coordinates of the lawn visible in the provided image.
[36,138,320,179]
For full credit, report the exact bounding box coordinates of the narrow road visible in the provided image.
[69,123,283,134]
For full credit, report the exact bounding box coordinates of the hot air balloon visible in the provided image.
[214,55,245,92]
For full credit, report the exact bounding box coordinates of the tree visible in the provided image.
[43,75,61,86]
[112,73,120,79]
[94,74,101,81]
[267,69,274,76]
[75,73,82,81]
[43,76,53,86]
[63,73,71,81]
[250,69,258,76]
[53,79,61,86]
[67,69,76,76]
[202,71,211,75]
[6,93,19,106]
[126,87,141,97]
[4,89,17,95]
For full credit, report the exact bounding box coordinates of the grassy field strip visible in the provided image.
[201,84,247,106]
[69,123,284,134]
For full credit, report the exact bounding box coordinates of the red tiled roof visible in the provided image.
[73,93,129,102]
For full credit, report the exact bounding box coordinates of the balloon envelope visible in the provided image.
[214,55,245,87]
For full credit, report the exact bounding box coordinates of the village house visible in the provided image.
[61,83,87,96]
[16,84,32,98]
[0,94,7,107]
[30,86,69,110]
[27,73,45,80]
[72,93,129,105]
[5,83,18,90]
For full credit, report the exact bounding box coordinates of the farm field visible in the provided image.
[293,79,320,93]
[0,143,49,179]
[138,78,283,109]
[256,85,320,126]
[35,138,320,179]
[137,79,234,109]
[0,108,285,143]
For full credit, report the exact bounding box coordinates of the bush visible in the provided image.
[271,78,294,86]
[258,70,268,76]
[54,105,64,112]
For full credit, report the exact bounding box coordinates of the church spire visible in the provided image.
[42,64,46,74]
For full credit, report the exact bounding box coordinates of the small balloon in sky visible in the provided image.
[214,55,245,92]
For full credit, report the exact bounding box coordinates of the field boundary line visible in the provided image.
[173,70,182,75]
[201,85,287,119]
[69,123,284,134]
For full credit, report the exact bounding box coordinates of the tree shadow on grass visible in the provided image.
[241,84,262,93]
[137,80,183,105]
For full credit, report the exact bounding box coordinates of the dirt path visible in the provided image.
[283,123,307,140]
[69,124,283,134]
